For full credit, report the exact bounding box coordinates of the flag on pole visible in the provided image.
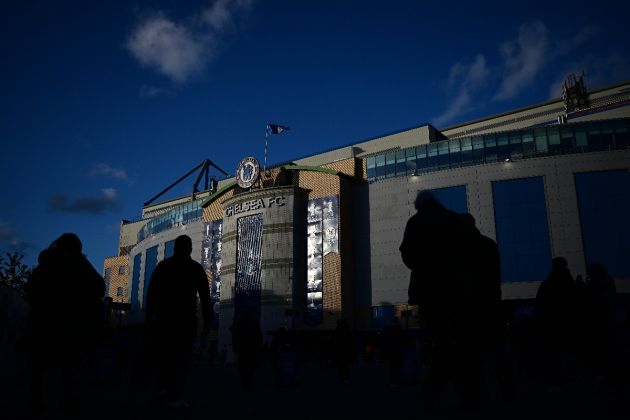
[267,123,289,134]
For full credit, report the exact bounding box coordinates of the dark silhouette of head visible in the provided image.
[414,190,444,213]
[50,233,82,256]
[459,212,476,227]
[587,263,612,284]
[174,235,193,256]
[552,257,568,272]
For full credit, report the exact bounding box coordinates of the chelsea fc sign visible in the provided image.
[236,157,260,189]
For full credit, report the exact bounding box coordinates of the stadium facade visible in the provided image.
[104,78,630,348]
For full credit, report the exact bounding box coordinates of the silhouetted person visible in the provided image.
[583,263,617,390]
[22,233,105,417]
[381,317,405,387]
[145,235,210,408]
[460,213,515,403]
[330,318,355,385]
[400,192,479,410]
[232,312,263,389]
[536,257,580,386]
[270,327,299,387]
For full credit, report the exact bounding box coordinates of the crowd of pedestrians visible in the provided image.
[1,212,628,418]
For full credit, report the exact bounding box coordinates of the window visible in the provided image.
[366,156,376,180]
[522,131,535,157]
[385,152,396,178]
[396,150,406,176]
[164,240,175,259]
[461,138,473,165]
[429,185,468,213]
[575,170,630,277]
[535,128,548,154]
[405,147,417,174]
[130,254,142,312]
[415,145,427,173]
[547,126,561,154]
[104,268,111,293]
[427,144,438,169]
[375,154,385,180]
[472,136,485,163]
[142,246,159,309]
[449,139,462,167]
[484,134,497,162]
[493,177,552,282]
[118,265,126,275]
[614,120,629,149]
[116,287,124,298]
[509,132,522,159]
[496,134,509,161]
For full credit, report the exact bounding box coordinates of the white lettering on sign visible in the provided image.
[225,196,286,217]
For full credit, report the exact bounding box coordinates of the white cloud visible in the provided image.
[433,55,489,127]
[434,19,602,124]
[493,21,549,101]
[127,15,209,84]
[90,163,129,181]
[202,0,254,31]
[127,1,255,84]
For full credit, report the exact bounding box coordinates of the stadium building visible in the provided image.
[104,76,630,350]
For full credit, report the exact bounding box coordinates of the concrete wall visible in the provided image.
[368,149,630,307]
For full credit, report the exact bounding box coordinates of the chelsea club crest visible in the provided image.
[236,157,260,189]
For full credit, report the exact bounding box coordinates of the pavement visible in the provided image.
[3,348,628,420]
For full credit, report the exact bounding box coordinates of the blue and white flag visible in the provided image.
[267,123,289,134]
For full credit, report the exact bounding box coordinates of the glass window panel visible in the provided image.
[415,146,427,173]
[614,121,629,149]
[547,126,561,154]
[472,137,484,163]
[449,139,461,166]
[484,134,497,162]
[575,170,630,277]
[164,240,175,259]
[574,126,588,147]
[509,132,522,159]
[560,126,574,151]
[130,253,142,311]
[375,154,385,180]
[366,157,376,180]
[522,131,535,157]
[142,246,159,309]
[492,177,552,282]
[535,128,548,154]
[385,152,396,178]
[429,185,468,213]
[461,138,472,164]
[496,133,509,160]
[396,150,406,175]
[600,122,614,149]
[437,142,450,168]
[449,139,461,152]
[427,144,438,169]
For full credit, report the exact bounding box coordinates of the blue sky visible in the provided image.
[1,0,629,270]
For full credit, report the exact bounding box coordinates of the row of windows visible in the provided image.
[424,170,629,282]
[366,119,630,182]
[138,200,204,242]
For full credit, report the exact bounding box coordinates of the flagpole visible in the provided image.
[265,122,270,171]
